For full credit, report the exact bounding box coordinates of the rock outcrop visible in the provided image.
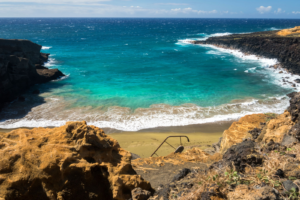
[219,114,266,153]
[193,28,300,75]
[0,39,65,110]
[0,121,153,200]
[277,26,300,36]
[179,92,300,200]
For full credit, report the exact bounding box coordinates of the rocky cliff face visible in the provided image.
[193,29,300,75]
[179,92,300,200]
[0,39,64,110]
[0,121,153,200]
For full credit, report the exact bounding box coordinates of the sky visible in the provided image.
[0,0,300,18]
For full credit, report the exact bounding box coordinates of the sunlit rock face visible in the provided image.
[0,121,153,200]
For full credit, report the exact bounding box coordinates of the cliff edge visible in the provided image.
[0,121,153,200]
[192,26,300,75]
[0,39,65,110]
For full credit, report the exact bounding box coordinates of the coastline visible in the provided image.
[199,43,300,90]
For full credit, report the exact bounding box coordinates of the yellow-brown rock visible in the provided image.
[219,114,266,154]
[277,26,300,36]
[0,121,152,200]
[259,111,294,143]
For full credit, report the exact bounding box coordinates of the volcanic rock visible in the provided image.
[0,39,65,110]
[219,114,266,153]
[215,140,263,172]
[0,121,153,200]
[193,28,300,75]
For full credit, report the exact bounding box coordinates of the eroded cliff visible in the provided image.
[0,121,153,200]
[0,39,64,110]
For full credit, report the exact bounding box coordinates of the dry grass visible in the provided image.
[180,144,300,200]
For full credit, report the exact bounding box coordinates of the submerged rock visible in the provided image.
[0,121,153,200]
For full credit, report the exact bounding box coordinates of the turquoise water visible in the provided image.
[1,18,300,130]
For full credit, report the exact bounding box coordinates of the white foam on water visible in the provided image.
[0,95,291,131]
[42,46,52,50]
[177,32,233,45]
[200,44,300,92]
[44,58,56,68]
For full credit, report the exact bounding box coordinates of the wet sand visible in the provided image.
[0,121,233,158]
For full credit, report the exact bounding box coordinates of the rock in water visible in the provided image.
[0,121,153,200]
[0,39,65,110]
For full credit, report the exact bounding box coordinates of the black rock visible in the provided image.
[18,96,25,102]
[32,89,40,95]
[222,140,263,172]
[0,39,65,110]
[249,128,262,139]
[295,79,300,83]
[285,154,296,158]
[283,180,299,192]
[172,168,191,182]
[275,169,285,178]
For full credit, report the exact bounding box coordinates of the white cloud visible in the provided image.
[292,11,300,14]
[170,7,217,14]
[274,8,285,14]
[0,0,111,5]
[0,3,222,17]
[155,3,188,6]
[256,6,272,14]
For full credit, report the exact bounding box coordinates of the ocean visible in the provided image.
[1,18,300,131]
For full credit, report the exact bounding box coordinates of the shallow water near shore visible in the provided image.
[1,18,300,130]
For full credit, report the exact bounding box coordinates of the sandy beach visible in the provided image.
[103,121,232,157]
[0,121,232,158]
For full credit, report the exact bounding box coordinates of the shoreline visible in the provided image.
[199,43,300,90]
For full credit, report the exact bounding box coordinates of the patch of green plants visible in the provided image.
[264,113,278,122]
[257,169,281,188]
[287,188,299,200]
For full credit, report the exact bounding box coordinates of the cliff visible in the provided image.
[0,39,65,110]
[0,121,153,200]
[192,27,300,75]
[141,92,300,200]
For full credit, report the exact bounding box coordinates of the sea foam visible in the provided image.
[42,46,52,50]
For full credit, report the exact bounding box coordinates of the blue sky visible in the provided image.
[0,0,300,18]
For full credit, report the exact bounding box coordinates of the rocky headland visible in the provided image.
[0,39,65,110]
[192,26,300,75]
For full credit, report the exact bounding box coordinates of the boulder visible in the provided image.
[0,121,153,200]
[282,180,299,192]
[212,140,263,172]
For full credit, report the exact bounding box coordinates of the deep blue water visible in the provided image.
[1,18,300,130]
